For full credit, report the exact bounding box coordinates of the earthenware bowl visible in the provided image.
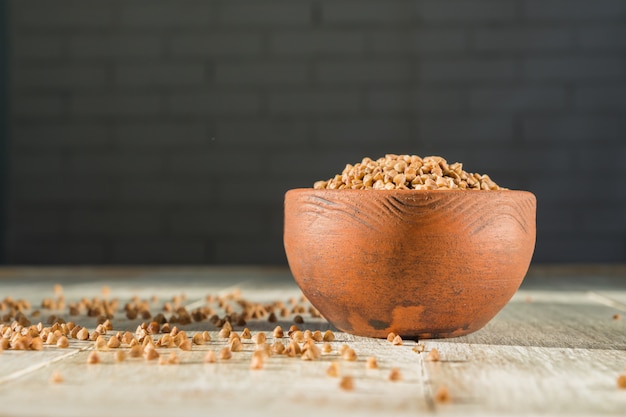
[284,189,536,339]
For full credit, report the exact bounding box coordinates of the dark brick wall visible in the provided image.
[7,0,626,264]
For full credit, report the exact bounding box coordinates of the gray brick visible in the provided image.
[69,35,162,58]
[167,34,262,57]
[115,64,206,86]
[112,240,207,263]
[13,95,66,117]
[415,89,466,112]
[13,66,107,89]
[12,35,65,59]
[114,123,210,148]
[15,180,115,204]
[219,2,311,25]
[580,209,626,233]
[68,210,163,237]
[168,93,260,116]
[7,210,63,237]
[216,121,310,148]
[419,117,514,145]
[315,61,411,84]
[419,0,517,21]
[524,0,626,20]
[573,146,626,174]
[529,176,625,204]
[68,154,163,176]
[473,28,573,50]
[524,57,625,80]
[13,2,113,28]
[470,87,566,112]
[323,1,416,23]
[269,91,360,115]
[169,209,265,236]
[316,119,411,146]
[215,238,285,264]
[270,31,365,55]
[12,123,110,148]
[119,180,215,205]
[6,240,106,264]
[367,88,465,113]
[267,150,381,177]
[366,90,410,113]
[120,1,213,27]
[579,26,626,49]
[522,116,623,142]
[218,178,299,204]
[574,86,626,110]
[11,154,64,177]
[369,30,467,53]
[167,153,264,175]
[460,147,573,175]
[70,94,162,116]
[215,63,309,85]
[420,59,517,82]
[533,236,624,263]
[534,209,577,234]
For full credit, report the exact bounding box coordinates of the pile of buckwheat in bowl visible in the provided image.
[313,154,504,191]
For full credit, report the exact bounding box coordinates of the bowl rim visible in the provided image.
[285,187,535,197]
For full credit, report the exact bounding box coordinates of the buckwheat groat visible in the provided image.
[314,154,504,191]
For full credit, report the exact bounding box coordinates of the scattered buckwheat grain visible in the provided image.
[323,330,335,342]
[253,332,267,345]
[435,385,451,403]
[326,362,340,378]
[219,347,232,360]
[50,372,63,383]
[271,341,285,354]
[366,356,378,369]
[56,336,69,348]
[76,327,89,340]
[427,348,441,362]
[273,326,284,338]
[204,351,216,363]
[87,351,100,364]
[250,351,264,370]
[413,343,425,353]
[129,345,143,358]
[339,376,354,391]
[388,368,402,381]
[342,348,357,361]
[107,336,121,349]
[178,338,192,351]
[144,347,160,361]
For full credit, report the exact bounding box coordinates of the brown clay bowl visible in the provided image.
[284,188,536,339]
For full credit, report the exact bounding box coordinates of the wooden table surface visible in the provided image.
[1,266,625,417]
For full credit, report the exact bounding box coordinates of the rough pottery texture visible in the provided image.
[284,189,536,339]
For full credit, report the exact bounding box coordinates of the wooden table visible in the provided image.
[1,266,625,417]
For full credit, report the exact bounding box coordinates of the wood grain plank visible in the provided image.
[442,290,626,349]
[0,333,430,417]
[419,342,626,416]
[0,348,82,384]
[2,268,626,416]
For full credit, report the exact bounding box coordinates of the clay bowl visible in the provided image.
[284,188,536,339]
